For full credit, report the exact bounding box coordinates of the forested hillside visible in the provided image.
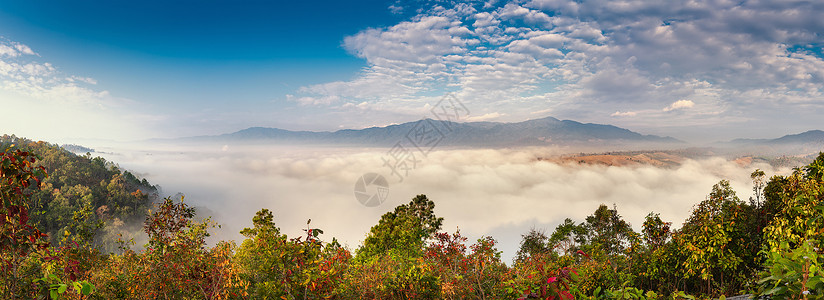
[0,134,157,251]
[2,135,824,299]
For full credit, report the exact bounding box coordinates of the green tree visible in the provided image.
[633,213,679,294]
[676,180,751,296]
[641,213,671,251]
[583,204,634,256]
[515,228,550,262]
[356,194,443,260]
[344,195,443,299]
[764,152,824,252]
[235,209,350,299]
[755,154,824,299]
[804,152,824,181]
[750,169,766,205]
[547,218,587,256]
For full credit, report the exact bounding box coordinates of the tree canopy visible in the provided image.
[356,194,443,260]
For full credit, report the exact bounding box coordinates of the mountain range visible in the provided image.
[181,116,682,147]
[725,130,824,146]
[713,129,824,157]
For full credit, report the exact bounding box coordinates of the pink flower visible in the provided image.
[547,277,557,283]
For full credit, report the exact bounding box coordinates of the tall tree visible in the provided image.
[763,152,824,252]
[583,204,634,256]
[676,180,751,296]
[547,218,587,256]
[515,227,550,262]
[356,194,443,260]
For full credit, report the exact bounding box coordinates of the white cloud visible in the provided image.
[0,38,153,140]
[464,111,503,121]
[67,76,98,85]
[342,15,470,65]
[288,94,341,106]
[497,3,555,27]
[663,99,695,112]
[286,0,824,139]
[0,39,37,57]
[0,40,114,106]
[13,42,35,56]
[0,44,17,57]
[611,111,637,117]
[388,4,403,14]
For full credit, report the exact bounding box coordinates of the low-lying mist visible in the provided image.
[89,142,795,262]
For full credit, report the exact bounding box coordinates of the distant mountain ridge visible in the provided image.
[715,130,824,158]
[726,130,824,146]
[181,116,682,147]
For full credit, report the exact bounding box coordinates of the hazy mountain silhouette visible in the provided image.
[725,130,824,146]
[713,130,824,158]
[181,116,682,147]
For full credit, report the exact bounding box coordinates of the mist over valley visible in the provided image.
[4,0,824,296]
[78,122,819,262]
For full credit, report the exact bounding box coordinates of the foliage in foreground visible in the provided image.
[2,136,824,299]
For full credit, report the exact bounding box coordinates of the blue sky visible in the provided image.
[1,0,823,142]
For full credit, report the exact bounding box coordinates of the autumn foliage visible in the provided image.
[3,135,824,299]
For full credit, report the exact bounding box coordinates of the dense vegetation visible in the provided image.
[1,135,157,252]
[2,134,824,299]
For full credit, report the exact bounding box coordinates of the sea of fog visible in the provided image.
[87,142,793,262]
